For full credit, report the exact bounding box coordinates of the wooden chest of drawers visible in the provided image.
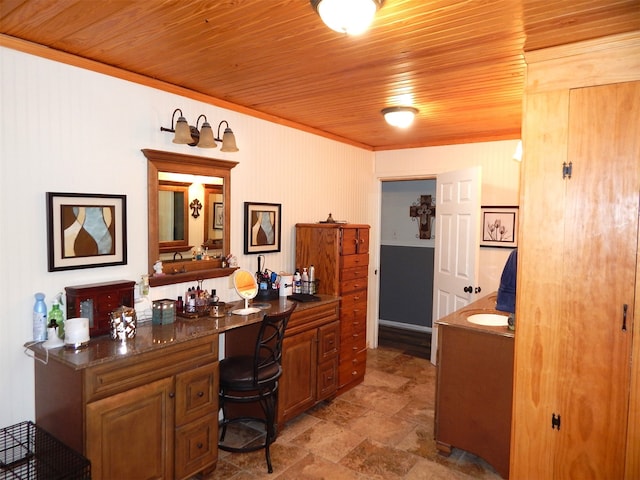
[295,223,369,394]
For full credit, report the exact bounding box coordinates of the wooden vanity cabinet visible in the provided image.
[65,280,136,337]
[296,224,370,394]
[435,323,513,479]
[35,335,219,480]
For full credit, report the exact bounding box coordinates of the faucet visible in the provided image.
[173,251,183,261]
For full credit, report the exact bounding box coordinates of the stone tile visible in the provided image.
[339,439,420,480]
[363,367,412,391]
[395,425,440,460]
[278,412,322,443]
[289,418,364,463]
[348,410,417,446]
[404,458,477,480]
[277,452,370,480]
[307,397,368,425]
[339,383,412,416]
[221,441,307,477]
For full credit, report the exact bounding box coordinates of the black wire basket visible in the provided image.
[0,421,91,479]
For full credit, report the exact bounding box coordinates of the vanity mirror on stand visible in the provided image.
[143,149,238,287]
[231,270,261,315]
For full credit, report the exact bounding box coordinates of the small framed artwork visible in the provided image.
[480,206,518,248]
[244,202,281,254]
[213,202,224,229]
[47,192,128,271]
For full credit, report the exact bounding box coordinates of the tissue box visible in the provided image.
[152,299,176,325]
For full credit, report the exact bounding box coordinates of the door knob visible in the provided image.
[463,286,473,293]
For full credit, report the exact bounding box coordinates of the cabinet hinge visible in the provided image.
[551,413,561,430]
[562,162,573,179]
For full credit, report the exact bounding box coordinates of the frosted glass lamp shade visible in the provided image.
[173,116,193,144]
[382,106,418,128]
[197,121,217,148]
[220,127,239,152]
[312,0,383,35]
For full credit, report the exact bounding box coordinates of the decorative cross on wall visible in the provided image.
[409,195,436,239]
[190,198,202,218]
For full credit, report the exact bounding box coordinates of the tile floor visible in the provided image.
[201,346,503,479]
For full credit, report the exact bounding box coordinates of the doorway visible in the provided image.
[378,179,436,357]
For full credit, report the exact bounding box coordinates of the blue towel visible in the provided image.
[496,249,517,313]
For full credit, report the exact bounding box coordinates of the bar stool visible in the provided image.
[218,303,297,473]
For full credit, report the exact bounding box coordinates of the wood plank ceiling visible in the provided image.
[1,0,638,150]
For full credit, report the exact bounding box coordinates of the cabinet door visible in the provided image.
[86,376,174,480]
[340,227,369,255]
[278,329,317,423]
[513,81,639,479]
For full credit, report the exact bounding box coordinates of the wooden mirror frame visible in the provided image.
[143,148,238,287]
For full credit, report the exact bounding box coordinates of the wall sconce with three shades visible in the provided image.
[161,108,239,152]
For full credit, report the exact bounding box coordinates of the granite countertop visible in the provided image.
[26,295,339,370]
[435,292,514,338]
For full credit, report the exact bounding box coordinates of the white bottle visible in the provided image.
[309,265,316,294]
[293,270,302,294]
[301,268,309,294]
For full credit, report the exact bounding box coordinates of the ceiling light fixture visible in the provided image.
[310,0,384,35]
[161,108,239,152]
[381,106,419,128]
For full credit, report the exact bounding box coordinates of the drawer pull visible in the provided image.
[352,370,358,375]
[197,391,204,397]
[169,392,175,398]
[197,442,203,449]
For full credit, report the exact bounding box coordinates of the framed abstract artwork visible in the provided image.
[46,192,128,271]
[480,205,518,248]
[243,202,281,254]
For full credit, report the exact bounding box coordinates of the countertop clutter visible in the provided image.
[26,296,335,370]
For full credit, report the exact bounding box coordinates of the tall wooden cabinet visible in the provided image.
[295,223,370,394]
[511,33,640,480]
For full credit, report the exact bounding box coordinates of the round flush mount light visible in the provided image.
[381,106,419,128]
[310,0,385,35]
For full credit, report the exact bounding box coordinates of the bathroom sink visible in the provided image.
[467,313,509,326]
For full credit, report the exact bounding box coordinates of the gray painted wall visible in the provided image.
[379,245,434,328]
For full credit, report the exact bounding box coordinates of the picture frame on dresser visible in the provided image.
[46,192,128,271]
[243,202,281,254]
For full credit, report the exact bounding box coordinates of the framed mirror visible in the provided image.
[143,149,238,287]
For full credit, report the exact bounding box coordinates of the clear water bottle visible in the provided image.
[33,292,47,342]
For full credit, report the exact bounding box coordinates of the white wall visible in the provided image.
[0,47,376,428]
[381,179,436,247]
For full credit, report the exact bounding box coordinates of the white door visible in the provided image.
[430,166,481,364]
